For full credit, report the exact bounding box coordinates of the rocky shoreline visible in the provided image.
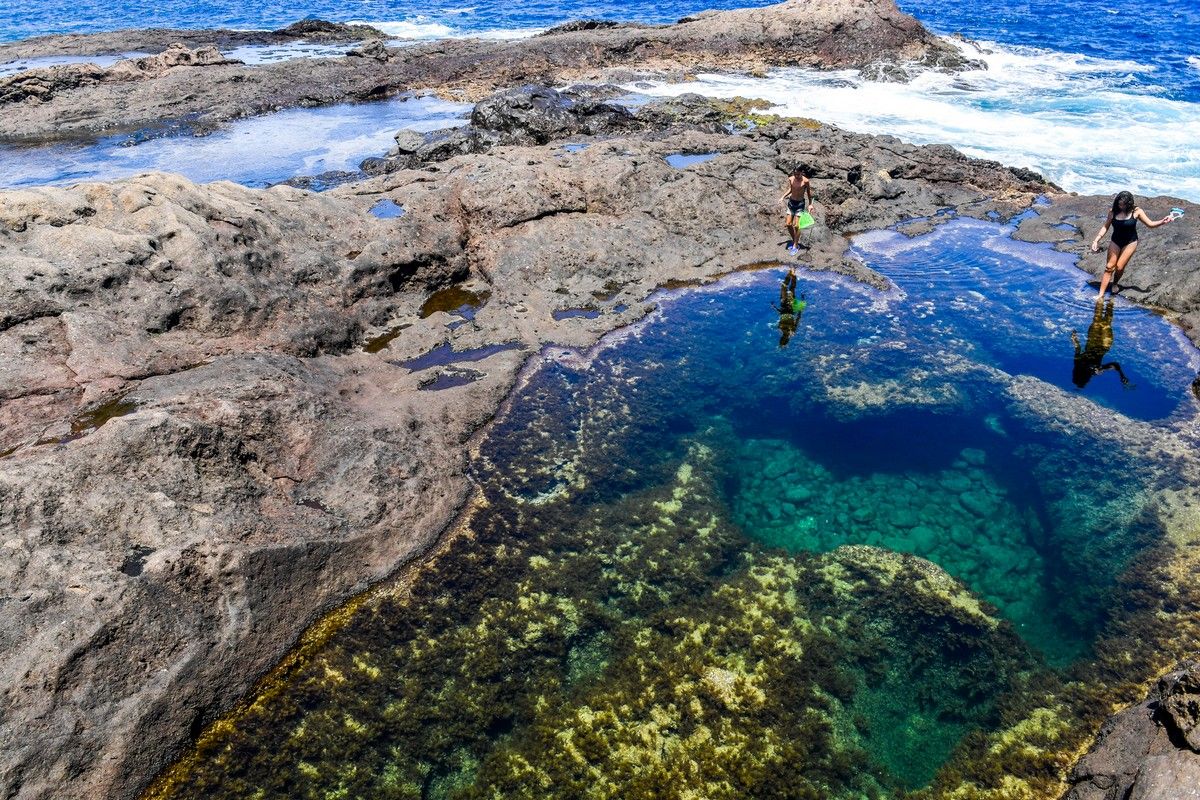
[0,1,1198,798]
[0,0,975,141]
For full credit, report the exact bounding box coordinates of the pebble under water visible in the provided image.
[150,212,1200,799]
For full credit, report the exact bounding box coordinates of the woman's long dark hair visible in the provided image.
[1112,190,1135,214]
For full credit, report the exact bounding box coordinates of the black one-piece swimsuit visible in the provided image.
[1111,214,1138,248]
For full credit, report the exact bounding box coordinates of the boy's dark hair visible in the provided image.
[793,164,810,176]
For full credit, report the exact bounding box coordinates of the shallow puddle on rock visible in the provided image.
[151,215,1200,800]
[551,306,601,320]
[419,368,484,390]
[418,286,490,319]
[664,152,719,168]
[71,397,138,436]
[369,198,406,219]
[394,341,521,371]
[361,322,411,354]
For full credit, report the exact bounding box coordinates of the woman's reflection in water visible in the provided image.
[1072,298,1132,389]
[773,267,806,348]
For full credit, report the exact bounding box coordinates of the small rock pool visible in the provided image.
[152,212,1200,799]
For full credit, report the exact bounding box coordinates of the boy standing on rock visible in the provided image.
[780,165,815,253]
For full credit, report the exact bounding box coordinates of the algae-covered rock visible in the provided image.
[151,436,1043,800]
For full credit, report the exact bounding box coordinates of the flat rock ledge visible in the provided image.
[0,20,387,60]
[0,0,977,140]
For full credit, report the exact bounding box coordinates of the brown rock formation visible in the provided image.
[0,19,386,61]
[1065,661,1200,800]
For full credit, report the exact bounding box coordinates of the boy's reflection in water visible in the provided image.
[772,267,806,348]
[1072,298,1132,389]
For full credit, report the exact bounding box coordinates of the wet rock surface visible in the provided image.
[0,0,965,140]
[0,92,1056,799]
[1065,661,1200,800]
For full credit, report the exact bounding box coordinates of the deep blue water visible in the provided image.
[2,0,1197,105]
[488,213,1197,667]
[899,0,1200,104]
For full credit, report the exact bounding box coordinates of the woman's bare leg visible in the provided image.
[1111,241,1138,292]
[1097,243,1121,300]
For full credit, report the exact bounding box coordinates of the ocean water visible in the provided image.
[3,1,1197,199]
[148,212,1200,800]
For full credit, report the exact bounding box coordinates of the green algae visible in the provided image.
[151,442,1038,800]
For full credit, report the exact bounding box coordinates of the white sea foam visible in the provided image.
[1189,55,1200,72]
[351,20,456,39]
[221,42,355,64]
[348,19,540,40]
[624,37,1200,202]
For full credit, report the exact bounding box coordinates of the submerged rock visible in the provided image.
[143,442,1033,800]
[1065,661,1200,800]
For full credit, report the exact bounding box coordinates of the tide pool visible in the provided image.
[0,95,469,190]
[148,211,1200,799]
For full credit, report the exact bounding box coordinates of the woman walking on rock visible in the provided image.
[1090,190,1173,300]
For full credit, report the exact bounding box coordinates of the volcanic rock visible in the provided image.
[1065,661,1200,800]
[0,44,238,106]
[0,19,385,60]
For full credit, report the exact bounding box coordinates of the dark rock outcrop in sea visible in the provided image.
[0,0,975,140]
[0,85,1052,799]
